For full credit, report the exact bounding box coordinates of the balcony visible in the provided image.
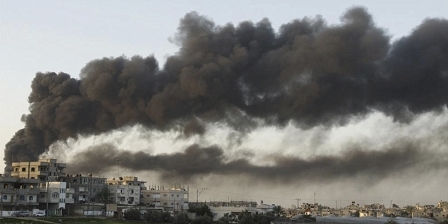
[65,198,75,203]
[66,188,75,194]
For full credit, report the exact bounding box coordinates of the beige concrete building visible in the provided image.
[11,158,66,184]
[141,185,189,212]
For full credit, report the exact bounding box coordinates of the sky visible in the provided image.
[1,0,448,208]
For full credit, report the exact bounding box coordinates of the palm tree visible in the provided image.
[272,205,285,217]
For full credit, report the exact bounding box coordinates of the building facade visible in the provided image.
[106,176,146,206]
[65,173,106,203]
[0,174,40,212]
[38,182,74,216]
[11,158,67,184]
[10,158,74,216]
[141,186,189,212]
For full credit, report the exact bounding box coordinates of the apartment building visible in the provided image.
[106,176,146,206]
[11,158,66,184]
[141,185,189,212]
[38,181,74,216]
[10,158,75,216]
[0,174,40,212]
[65,173,106,203]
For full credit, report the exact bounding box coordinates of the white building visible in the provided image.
[39,182,75,216]
[193,201,258,221]
[256,201,275,214]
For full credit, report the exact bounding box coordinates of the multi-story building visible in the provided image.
[38,181,74,216]
[10,158,74,216]
[65,173,106,203]
[11,158,66,184]
[106,176,146,206]
[0,174,40,212]
[141,185,189,212]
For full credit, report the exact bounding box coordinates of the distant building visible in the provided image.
[190,200,258,221]
[256,201,274,214]
[106,176,146,206]
[38,181,74,216]
[11,158,67,185]
[65,173,106,204]
[0,174,40,212]
[10,158,74,216]
[141,185,189,212]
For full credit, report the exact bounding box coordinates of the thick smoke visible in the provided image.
[66,136,447,183]
[4,7,448,180]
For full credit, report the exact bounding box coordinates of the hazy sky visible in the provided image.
[1,0,447,207]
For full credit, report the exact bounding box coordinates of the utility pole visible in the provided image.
[46,180,49,217]
[1,190,3,218]
[196,188,207,203]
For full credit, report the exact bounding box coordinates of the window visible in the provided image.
[31,167,35,172]
[29,196,33,200]
[2,195,6,200]
[3,184,8,188]
[22,167,26,172]
[19,195,25,200]
[52,192,59,198]
[15,168,18,172]
[73,179,77,182]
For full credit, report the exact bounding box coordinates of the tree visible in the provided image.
[124,208,141,220]
[188,204,213,217]
[253,213,273,224]
[238,213,255,224]
[144,210,163,223]
[95,186,114,216]
[173,213,189,224]
[219,214,238,224]
[191,215,212,224]
[272,205,285,217]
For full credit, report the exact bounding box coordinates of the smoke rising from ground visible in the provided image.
[4,7,448,184]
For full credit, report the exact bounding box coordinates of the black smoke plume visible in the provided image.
[4,7,448,178]
[66,139,447,183]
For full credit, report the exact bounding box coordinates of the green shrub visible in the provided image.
[124,208,141,220]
